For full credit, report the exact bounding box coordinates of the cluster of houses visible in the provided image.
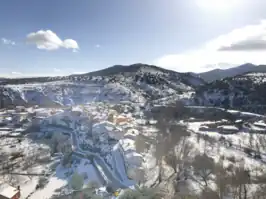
[0,106,31,129]
[199,118,266,134]
[18,103,144,184]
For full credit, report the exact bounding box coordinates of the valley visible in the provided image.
[1,64,266,198]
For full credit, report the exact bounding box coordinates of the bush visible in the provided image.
[37,177,49,189]
[254,154,262,160]
[10,152,24,161]
[227,155,236,163]
[226,164,234,172]
[118,187,163,199]
[0,122,7,127]
[244,148,253,156]
[70,172,84,191]
[14,123,23,128]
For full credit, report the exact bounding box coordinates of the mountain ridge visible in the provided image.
[198,63,266,82]
[193,71,266,114]
[0,63,205,108]
[0,63,206,86]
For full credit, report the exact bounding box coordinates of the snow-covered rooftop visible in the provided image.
[254,121,266,127]
[0,183,19,199]
[217,125,239,130]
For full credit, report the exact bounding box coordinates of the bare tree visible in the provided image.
[119,186,164,199]
[133,168,146,185]
[255,141,261,159]
[81,181,101,198]
[258,136,266,151]
[199,188,220,199]
[192,154,215,187]
[144,102,190,186]
[37,177,49,189]
[70,172,84,191]
[249,133,254,149]
[62,153,72,167]
[165,151,179,174]
[165,138,193,176]
[230,166,250,199]
[238,139,242,150]
[153,134,168,183]
[135,134,147,153]
[252,184,266,199]
[107,113,114,122]
[215,163,230,199]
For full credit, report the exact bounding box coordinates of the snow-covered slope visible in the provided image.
[193,72,266,114]
[0,64,205,108]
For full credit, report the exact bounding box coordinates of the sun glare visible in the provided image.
[196,0,239,11]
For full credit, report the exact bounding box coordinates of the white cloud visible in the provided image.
[64,39,79,50]
[53,68,61,72]
[1,38,15,46]
[10,72,23,77]
[216,20,266,51]
[95,44,101,48]
[26,30,79,51]
[155,20,266,72]
[11,71,22,75]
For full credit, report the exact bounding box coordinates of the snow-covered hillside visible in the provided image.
[0,64,204,108]
[2,94,266,198]
[193,72,266,114]
[0,81,145,108]
[3,64,266,198]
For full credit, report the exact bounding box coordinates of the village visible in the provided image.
[0,102,146,199]
[1,103,266,198]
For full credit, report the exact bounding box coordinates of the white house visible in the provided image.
[217,125,239,134]
[253,121,266,129]
[0,183,20,199]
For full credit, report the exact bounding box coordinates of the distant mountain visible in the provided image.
[72,63,206,101]
[0,64,205,108]
[198,63,266,82]
[1,63,205,86]
[82,63,201,80]
[194,71,266,114]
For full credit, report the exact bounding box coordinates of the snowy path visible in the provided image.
[112,143,135,186]
[93,156,128,189]
[44,115,135,190]
[70,128,134,190]
[112,144,126,181]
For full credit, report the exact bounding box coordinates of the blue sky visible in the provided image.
[1,0,266,77]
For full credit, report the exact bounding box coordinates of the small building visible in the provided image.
[115,116,132,125]
[253,121,266,129]
[0,184,20,199]
[217,125,239,134]
[199,125,210,131]
[15,106,26,112]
